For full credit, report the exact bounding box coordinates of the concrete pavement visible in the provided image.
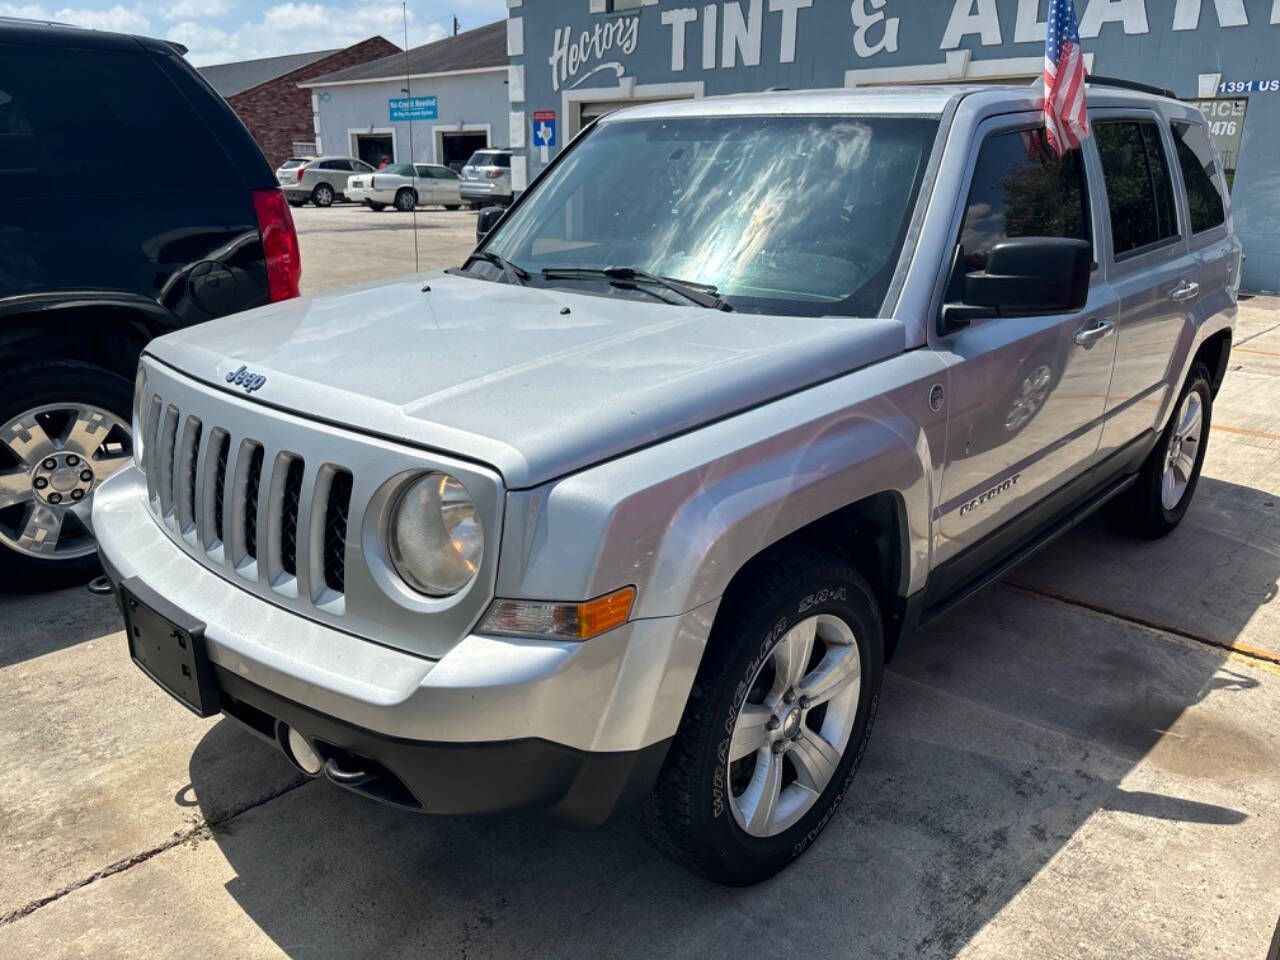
[1,222,1278,958]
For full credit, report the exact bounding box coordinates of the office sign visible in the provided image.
[389,96,437,121]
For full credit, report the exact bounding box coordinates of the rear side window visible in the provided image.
[1095,120,1180,257]
[1171,121,1226,234]
[470,151,510,168]
[0,43,236,196]
[957,127,1089,272]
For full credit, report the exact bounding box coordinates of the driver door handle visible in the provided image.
[1169,280,1200,302]
[1074,318,1115,346]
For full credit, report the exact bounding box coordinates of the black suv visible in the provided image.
[0,19,301,586]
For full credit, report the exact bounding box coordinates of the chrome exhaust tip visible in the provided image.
[282,725,324,776]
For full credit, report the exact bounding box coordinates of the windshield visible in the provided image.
[482,115,938,317]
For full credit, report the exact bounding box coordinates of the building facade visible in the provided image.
[200,38,399,169]
[301,22,509,171]
[505,0,1280,292]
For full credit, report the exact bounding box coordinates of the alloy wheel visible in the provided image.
[727,614,862,838]
[0,403,131,560]
[1161,390,1203,510]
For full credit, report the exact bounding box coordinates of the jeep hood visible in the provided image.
[148,272,906,489]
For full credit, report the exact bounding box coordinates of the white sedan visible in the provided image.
[346,163,463,212]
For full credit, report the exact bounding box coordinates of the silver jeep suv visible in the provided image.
[96,82,1238,885]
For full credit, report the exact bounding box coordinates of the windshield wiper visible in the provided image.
[464,250,530,285]
[541,266,733,311]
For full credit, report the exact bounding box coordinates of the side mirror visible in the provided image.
[942,237,1091,332]
[475,205,505,242]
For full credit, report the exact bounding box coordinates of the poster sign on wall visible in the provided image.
[389,96,438,121]
[532,110,557,148]
[1193,98,1248,190]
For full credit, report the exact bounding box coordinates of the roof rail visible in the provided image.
[1087,75,1178,100]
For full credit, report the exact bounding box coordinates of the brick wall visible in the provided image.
[226,36,399,170]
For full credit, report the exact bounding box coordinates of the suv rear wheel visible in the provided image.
[1104,360,1213,539]
[643,546,884,885]
[0,362,134,587]
[312,183,334,207]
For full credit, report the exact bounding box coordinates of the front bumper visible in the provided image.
[94,467,711,823]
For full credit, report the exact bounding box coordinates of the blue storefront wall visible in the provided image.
[506,0,1280,292]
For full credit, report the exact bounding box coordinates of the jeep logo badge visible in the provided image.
[225,365,266,393]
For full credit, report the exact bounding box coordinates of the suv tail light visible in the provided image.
[251,188,302,303]
[296,165,307,182]
[486,169,503,179]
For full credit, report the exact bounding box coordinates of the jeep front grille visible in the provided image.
[143,398,353,608]
[133,359,503,660]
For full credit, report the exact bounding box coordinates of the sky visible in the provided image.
[0,0,506,65]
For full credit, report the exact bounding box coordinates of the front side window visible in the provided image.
[1171,121,1226,234]
[1096,120,1180,257]
[483,115,939,318]
[957,127,1089,273]
[353,160,375,172]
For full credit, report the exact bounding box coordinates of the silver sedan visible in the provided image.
[346,163,464,212]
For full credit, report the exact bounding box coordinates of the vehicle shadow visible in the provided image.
[0,580,118,669]
[186,476,1277,959]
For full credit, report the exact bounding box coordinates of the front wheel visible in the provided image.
[1103,360,1213,539]
[0,362,135,587]
[643,546,884,885]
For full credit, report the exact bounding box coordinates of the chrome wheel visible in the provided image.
[313,184,333,207]
[1005,363,1053,433]
[727,614,862,838]
[1161,391,1203,510]
[0,403,131,560]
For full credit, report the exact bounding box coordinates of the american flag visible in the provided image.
[1044,0,1090,155]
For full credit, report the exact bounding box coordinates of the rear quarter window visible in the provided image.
[1171,121,1227,234]
[0,42,238,198]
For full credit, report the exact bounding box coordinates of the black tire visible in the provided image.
[0,361,134,588]
[365,200,387,212]
[1103,360,1213,539]
[287,200,305,208]
[642,546,884,885]
[312,183,334,207]
[445,204,461,211]
[394,188,417,212]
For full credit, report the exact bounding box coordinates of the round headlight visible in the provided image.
[388,472,483,596]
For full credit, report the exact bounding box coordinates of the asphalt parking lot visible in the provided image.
[292,202,480,293]
[2,210,1279,958]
